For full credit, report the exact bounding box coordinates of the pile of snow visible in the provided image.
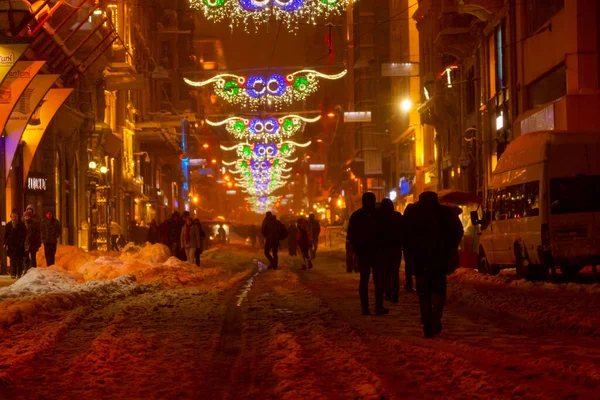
[0,267,81,296]
[119,242,171,264]
[451,267,600,294]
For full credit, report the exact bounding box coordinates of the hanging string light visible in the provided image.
[184,69,347,110]
[190,0,353,31]
[220,140,311,161]
[206,114,321,142]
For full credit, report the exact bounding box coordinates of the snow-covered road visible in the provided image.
[1,244,599,399]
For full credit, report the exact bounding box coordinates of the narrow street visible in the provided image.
[2,245,599,399]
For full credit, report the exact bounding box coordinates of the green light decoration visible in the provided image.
[293,76,309,92]
[224,80,239,96]
[220,140,311,161]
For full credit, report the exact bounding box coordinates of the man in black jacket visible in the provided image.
[262,214,285,269]
[347,192,388,316]
[377,198,403,303]
[404,192,463,337]
[5,212,27,278]
[40,210,61,267]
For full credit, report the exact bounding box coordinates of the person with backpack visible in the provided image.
[404,191,463,338]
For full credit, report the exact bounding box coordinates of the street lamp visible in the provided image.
[99,166,108,174]
[133,152,150,163]
[400,99,413,112]
[89,161,97,169]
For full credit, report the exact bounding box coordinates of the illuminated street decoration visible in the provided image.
[190,0,352,30]
[225,156,293,197]
[206,114,320,142]
[220,140,310,161]
[184,69,347,109]
[246,196,280,213]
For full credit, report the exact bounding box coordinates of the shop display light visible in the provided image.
[206,114,320,142]
[190,0,352,31]
[184,69,347,110]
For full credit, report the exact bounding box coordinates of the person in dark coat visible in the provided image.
[377,198,403,303]
[23,208,41,271]
[248,225,258,248]
[40,210,61,267]
[308,214,321,259]
[262,214,285,269]
[403,203,417,291]
[347,192,388,316]
[168,212,181,257]
[404,191,464,338]
[287,222,298,256]
[147,220,159,244]
[159,219,170,246]
[193,219,206,266]
[5,212,27,278]
[296,218,312,270]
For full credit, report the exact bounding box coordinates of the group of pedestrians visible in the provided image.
[347,191,463,338]
[162,211,206,266]
[259,211,322,271]
[3,206,61,279]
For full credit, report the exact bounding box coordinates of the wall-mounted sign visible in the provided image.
[381,62,419,77]
[196,168,214,175]
[309,164,325,171]
[520,103,554,135]
[27,174,48,193]
[189,158,207,166]
[344,111,371,123]
[0,44,29,86]
[226,190,237,195]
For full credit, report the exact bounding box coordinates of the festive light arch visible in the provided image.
[191,0,352,30]
[220,140,311,160]
[206,114,321,142]
[184,69,346,110]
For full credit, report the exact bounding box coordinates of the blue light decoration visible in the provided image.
[191,0,352,31]
[181,118,189,200]
[184,69,347,110]
[206,114,321,142]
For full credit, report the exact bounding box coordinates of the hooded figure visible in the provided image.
[377,198,404,303]
[404,191,463,338]
[347,192,388,316]
[40,210,61,267]
[5,212,26,278]
[23,207,41,271]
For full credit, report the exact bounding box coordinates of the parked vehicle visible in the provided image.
[471,131,600,279]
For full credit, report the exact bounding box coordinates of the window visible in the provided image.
[550,175,600,214]
[527,64,566,109]
[493,181,540,220]
[526,0,564,36]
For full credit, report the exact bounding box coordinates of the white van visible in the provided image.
[472,131,600,278]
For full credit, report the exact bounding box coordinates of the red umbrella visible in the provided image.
[437,190,481,205]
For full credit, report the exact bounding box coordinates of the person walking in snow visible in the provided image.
[296,218,312,270]
[287,222,298,256]
[193,219,206,266]
[109,220,122,251]
[180,216,202,264]
[248,224,258,248]
[23,207,41,271]
[308,214,321,260]
[5,211,26,279]
[347,192,388,316]
[262,214,286,269]
[403,203,417,292]
[168,212,182,258]
[404,191,463,338]
[376,198,404,303]
[40,210,61,267]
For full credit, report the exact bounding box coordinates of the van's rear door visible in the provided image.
[547,142,600,264]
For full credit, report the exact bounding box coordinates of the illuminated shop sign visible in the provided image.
[343,111,371,123]
[27,174,48,193]
[309,164,325,171]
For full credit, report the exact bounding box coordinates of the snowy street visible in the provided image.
[1,244,600,399]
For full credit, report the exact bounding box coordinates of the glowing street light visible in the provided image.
[193,196,198,203]
[211,159,217,164]
[99,166,108,174]
[400,99,413,112]
[203,143,209,149]
[88,161,97,169]
[327,112,336,118]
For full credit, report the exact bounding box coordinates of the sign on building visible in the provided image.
[343,111,372,123]
[27,173,48,193]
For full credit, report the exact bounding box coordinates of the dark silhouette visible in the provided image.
[109,220,122,251]
[404,191,464,338]
[147,220,159,244]
[377,198,403,303]
[262,214,286,269]
[5,212,26,278]
[403,203,416,291]
[248,225,258,248]
[287,222,298,256]
[297,218,312,270]
[40,210,61,267]
[347,192,388,316]
[217,225,226,242]
[168,212,181,258]
[23,206,41,271]
[308,214,321,259]
[193,219,206,266]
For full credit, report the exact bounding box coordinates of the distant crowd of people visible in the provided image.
[347,191,464,338]
[3,205,62,279]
